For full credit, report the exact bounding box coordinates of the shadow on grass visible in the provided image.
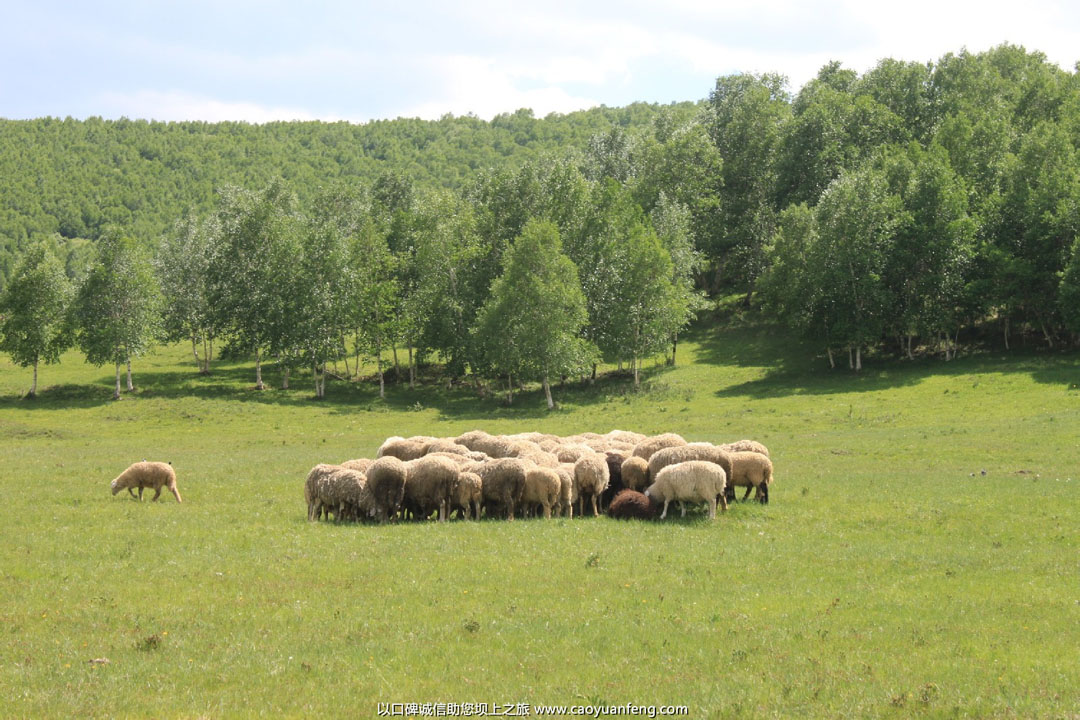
[691,308,1080,399]
[0,356,680,422]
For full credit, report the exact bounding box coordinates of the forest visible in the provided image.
[2,44,1079,401]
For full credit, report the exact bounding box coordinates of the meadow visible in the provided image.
[0,309,1077,718]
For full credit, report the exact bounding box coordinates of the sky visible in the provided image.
[2,0,1079,124]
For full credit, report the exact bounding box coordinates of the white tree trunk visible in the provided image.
[281,364,290,390]
[30,359,38,398]
[543,376,554,410]
[191,335,200,372]
[126,357,134,391]
[255,350,265,390]
[113,363,122,400]
[408,345,415,389]
[855,346,862,371]
[633,356,640,388]
[507,374,514,405]
[826,347,835,369]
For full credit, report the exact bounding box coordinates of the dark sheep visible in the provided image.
[607,489,660,520]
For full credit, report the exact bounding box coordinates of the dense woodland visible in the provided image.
[2,44,1080,402]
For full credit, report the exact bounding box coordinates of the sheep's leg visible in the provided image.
[543,502,551,519]
[660,500,669,519]
[741,485,752,501]
[591,494,599,517]
[759,483,769,505]
[679,501,686,517]
[724,486,735,504]
[137,487,144,501]
[719,492,728,513]
[708,497,716,520]
[439,500,447,522]
[169,484,182,503]
[127,488,138,499]
[151,487,162,501]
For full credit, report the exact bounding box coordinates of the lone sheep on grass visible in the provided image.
[111,462,182,503]
[727,451,774,504]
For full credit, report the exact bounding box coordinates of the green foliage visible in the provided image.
[71,233,161,395]
[473,219,594,406]
[0,242,73,394]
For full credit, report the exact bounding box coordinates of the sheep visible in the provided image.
[721,439,770,457]
[605,429,646,445]
[556,444,595,464]
[304,463,339,521]
[727,451,774,504]
[522,467,561,519]
[621,456,650,492]
[631,433,687,461]
[450,471,483,520]
[402,455,459,522]
[466,458,528,520]
[574,453,610,517]
[645,461,728,520]
[553,465,574,519]
[607,489,660,520]
[376,436,427,462]
[340,458,373,474]
[600,448,630,510]
[648,443,733,485]
[366,456,408,522]
[323,467,370,522]
[420,439,473,457]
[111,461,182,503]
[455,431,518,459]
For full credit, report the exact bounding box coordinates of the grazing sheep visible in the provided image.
[556,444,594,464]
[605,429,646,445]
[421,439,473,457]
[645,461,728,520]
[403,455,459,522]
[621,456,650,492]
[111,462,182,503]
[320,467,369,522]
[607,489,660,520]
[721,439,770,457]
[648,443,733,485]
[340,458,373,474]
[600,449,629,510]
[574,453,610,517]
[467,458,528,520]
[727,451,774,504]
[553,465,574,518]
[366,456,408,522]
[522,467,561,519]
[376,436,427,462]
[631,433,688,461]
[304,463,339,521]
[450,471,483,520]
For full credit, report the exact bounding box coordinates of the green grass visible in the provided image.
[1,315,1078,718]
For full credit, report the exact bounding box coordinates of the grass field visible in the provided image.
[1,309,1078,718]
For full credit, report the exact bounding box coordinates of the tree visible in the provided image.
[473,219,595,409]
[155,213,218,374]
[72,233,161,399]
[0,242,73,397]
[207,179,300,390]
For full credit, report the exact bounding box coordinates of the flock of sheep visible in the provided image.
[304,429,774,523]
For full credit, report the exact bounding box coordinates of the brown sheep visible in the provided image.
[607,489,660,520]
[111,462,182,503]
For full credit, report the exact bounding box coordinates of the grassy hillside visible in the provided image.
[0,311,1077,717]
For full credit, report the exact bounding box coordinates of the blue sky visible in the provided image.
[2,0,1078,123]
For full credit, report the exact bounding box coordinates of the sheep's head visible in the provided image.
[110,479,120,495]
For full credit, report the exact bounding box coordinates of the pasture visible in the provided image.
[0,312,1077,718]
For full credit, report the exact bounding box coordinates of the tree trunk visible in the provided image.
[392,343,400,377]
[743,286,753,308]
[590,363,597,384]
[826,347,835,369]
[281,364,290,390]
[408,345,415,389]
[855,346,862,371]
[671,332,678,366]
[506,374,514,405]
[30,358,38,398]
[113,363,122,400]
[906,334,914,360]
[376,335,385,399]
[633,356,641,388]
[342,337,351,379]
[848,347,853,370]
[255,350,265,390]
[543,376,554,410]
[191,335,200,372]
[1004,317,1010,350]
[126,357,134,391]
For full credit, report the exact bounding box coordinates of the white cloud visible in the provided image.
[96,90,337,123]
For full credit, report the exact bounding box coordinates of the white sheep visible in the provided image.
[574,453,610,517]
[645,460,728,520]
